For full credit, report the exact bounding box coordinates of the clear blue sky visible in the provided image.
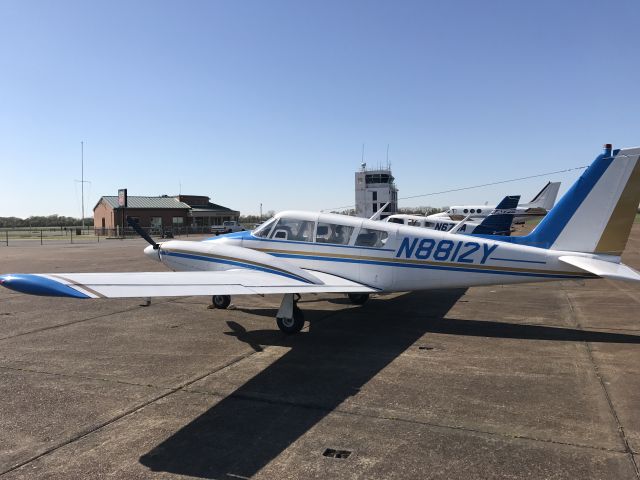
[1,0,638,218]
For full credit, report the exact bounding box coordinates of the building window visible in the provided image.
[372,191,378,201]
[172,217,184,224]
[372,203,377,212]
[150,217,162,228]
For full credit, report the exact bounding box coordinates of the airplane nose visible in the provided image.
[144,244,160,262]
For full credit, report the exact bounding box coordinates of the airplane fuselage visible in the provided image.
[154,211,596,293]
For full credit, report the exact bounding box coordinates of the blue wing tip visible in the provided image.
[0,274,89,298]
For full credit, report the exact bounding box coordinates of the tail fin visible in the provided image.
[472,195,520,236]
[515,145,640,255]
[524,181,561,211]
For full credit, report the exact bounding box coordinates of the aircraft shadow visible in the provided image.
[140,290,640,479]
[424,317,640,343]
[139,289,465,479]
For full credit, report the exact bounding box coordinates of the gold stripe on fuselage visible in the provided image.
[251,246,591,278]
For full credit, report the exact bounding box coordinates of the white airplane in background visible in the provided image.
[429,180,561,224]
[2,145,639,335]
[384,195,520,235]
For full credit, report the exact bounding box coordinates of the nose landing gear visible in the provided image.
[212,295,231,309]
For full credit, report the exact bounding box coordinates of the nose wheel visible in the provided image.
[212,295,231,309]
[276,293,305,334]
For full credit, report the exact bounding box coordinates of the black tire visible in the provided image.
[348,293,370,305]
[276,307,305,334]
[212,295,231,309]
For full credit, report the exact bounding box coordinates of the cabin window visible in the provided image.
[463,209,469,214]
[252,217,277,238]
[388,217,404,224]
[270,217,314,242]
[470,209,475,214]
[316,223,354,245]
[355,228,389,248]
[408,220,420,226]
[477,209,482,214]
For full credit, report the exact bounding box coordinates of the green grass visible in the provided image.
[635,213,640,224]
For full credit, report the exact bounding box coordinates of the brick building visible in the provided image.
[93,195,239,234]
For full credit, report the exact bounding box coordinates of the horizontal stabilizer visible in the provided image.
[558,256,640,282]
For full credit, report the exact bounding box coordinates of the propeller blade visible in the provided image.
[126,217,159,249]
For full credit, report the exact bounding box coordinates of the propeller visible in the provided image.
[126,216,160,249]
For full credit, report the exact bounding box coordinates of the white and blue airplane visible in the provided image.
[2,145,639,334]
[429,180,562,223]
[384,194,521,234]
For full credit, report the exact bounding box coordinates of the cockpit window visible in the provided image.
[388,217,404,224]
[316,222,354,245]
[269,217,314,242]
[252,217,276,238]
[355,228,389,248]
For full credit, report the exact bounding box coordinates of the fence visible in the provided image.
[0,225,244,246]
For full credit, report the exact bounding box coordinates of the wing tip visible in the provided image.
[0,274,90,298]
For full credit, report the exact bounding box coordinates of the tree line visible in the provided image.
[0,215,94,228]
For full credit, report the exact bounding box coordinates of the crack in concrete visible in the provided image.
[565,292,640,478]
[0,297,182,342]
[0,364,171,390]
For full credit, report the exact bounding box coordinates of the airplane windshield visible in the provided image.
[252,217,276,238]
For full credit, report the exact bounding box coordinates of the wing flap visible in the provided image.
[558,256,640,282]
[0,269,375,299]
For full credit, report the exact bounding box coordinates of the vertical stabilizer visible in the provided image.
[525,181,561,211]
[519,145,640,255]
[473,195,520,235]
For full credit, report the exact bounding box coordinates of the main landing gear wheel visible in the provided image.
[212,295,231,309]
[348,293,370,305]
[276,293,305,334]
[277,306,305,334]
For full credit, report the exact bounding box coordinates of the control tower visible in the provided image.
[355,163,398,219]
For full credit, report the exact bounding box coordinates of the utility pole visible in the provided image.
[75,141,91,230]
[81,141,84,228]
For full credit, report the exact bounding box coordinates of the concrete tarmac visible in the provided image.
[0,229,639,479]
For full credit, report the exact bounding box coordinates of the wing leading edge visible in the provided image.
[0,269,376,299]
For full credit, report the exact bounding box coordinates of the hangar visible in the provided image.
[93,194,239,234]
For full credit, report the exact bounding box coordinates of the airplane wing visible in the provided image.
[0,269,377,299]
[558,256,640,282]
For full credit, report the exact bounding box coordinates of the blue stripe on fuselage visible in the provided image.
[268,252,583,279]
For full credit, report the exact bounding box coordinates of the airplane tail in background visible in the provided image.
[523,181,561,211]
[472,195,520,236]
[511,145,640,255]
